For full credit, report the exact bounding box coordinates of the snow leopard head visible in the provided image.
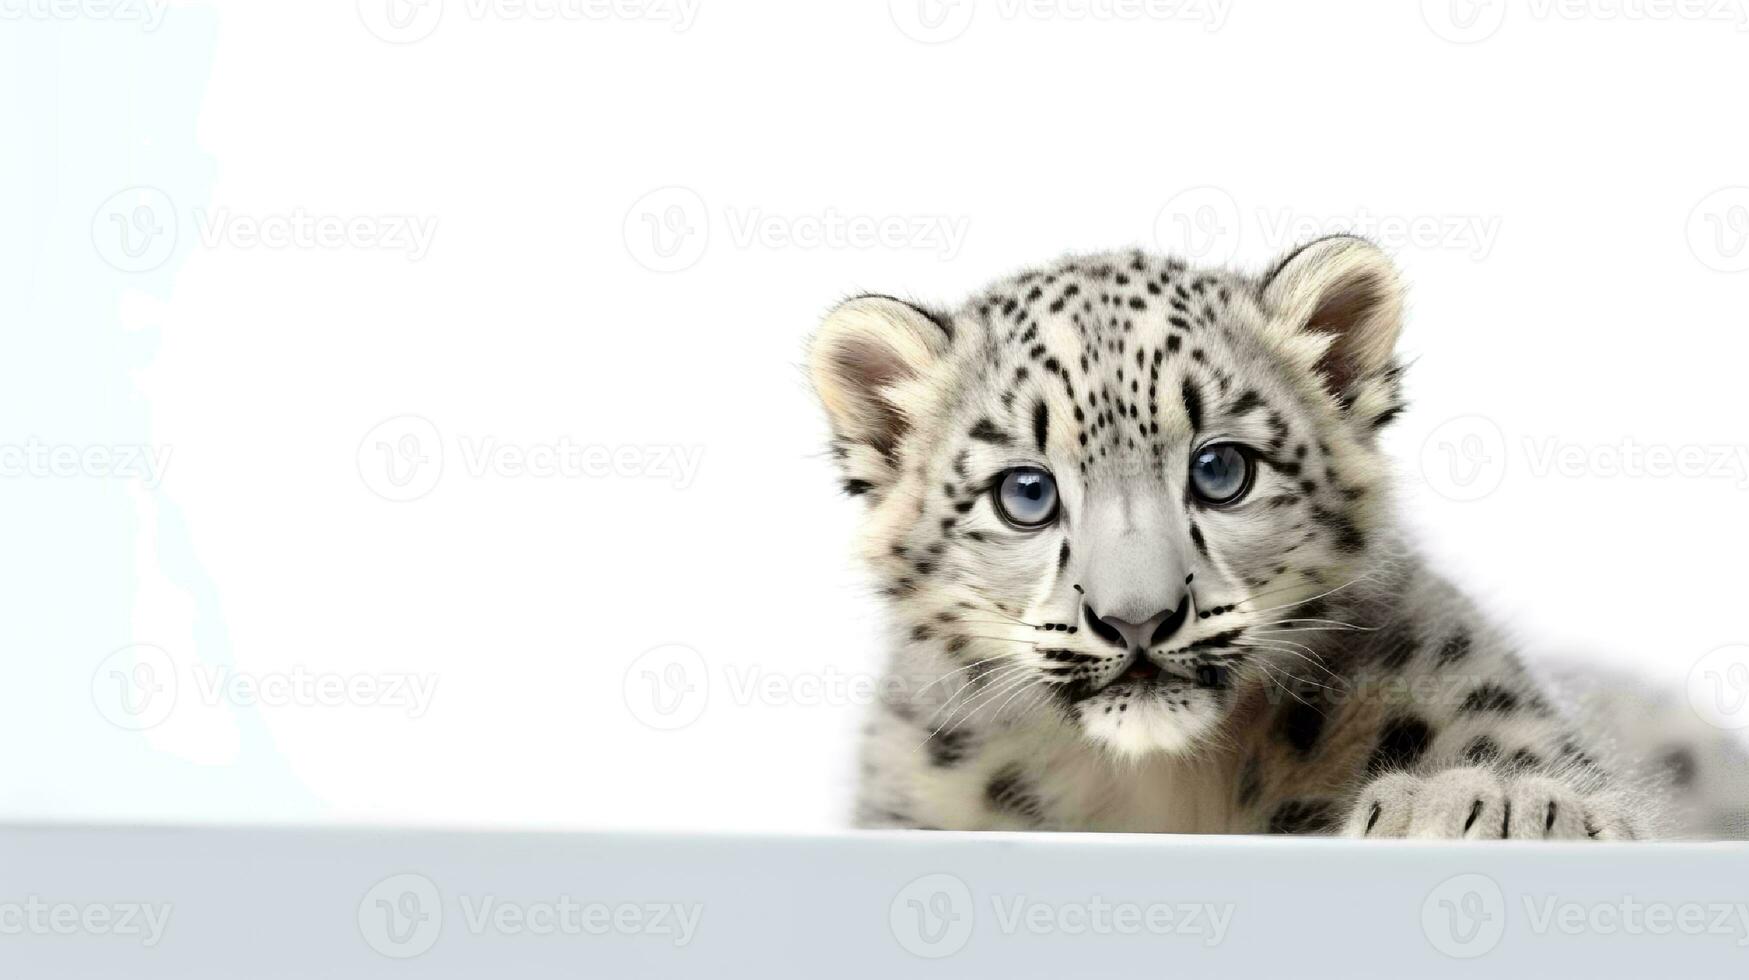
[810,236,1408,758]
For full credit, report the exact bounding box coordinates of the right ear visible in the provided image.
[808,295,954,499]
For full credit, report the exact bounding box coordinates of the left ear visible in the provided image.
[1260,235,1407,428]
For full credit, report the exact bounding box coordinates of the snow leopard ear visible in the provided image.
[809,295,955,497]
[1260,235,1407,427]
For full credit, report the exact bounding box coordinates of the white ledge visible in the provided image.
[2,825,1746,977]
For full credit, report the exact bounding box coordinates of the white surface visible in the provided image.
[2,2,1748,832]
[3,826,1747,977]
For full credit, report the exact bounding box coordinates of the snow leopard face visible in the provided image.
[811,237,1409,758]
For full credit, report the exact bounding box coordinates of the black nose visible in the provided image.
[1084,595,1191,651]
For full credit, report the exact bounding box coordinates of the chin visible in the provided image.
[1074,681,1224,760]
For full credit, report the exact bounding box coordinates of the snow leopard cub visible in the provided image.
[809,236,1687,840]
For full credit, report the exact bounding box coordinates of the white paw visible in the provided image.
[1343,767,1638,840]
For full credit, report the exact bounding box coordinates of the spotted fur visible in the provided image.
[810,238,1721,839]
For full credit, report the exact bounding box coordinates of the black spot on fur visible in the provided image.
[1370,717,1433,773]
[1659,747,1697,789]
[1057,540,1071,572]
[1268,799,1336,835]
[1278,699,1326,756]
[1459,684,1521,714]
[842,479,873,497]
[969,418,1012,445]
[1463,735,1501,765]
[985,764,1045,821]
[1180,379,1204,431]
[1031,400,1049,453]
[927,728,974,768]
[1436,629,1472,665]
[1506,749,1543,772]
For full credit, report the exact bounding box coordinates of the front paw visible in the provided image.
[1343,768,1638,840]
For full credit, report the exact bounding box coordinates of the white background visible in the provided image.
[3,0,1748,833]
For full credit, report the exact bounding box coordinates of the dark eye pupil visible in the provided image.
[996,467,1058,527]
[1191,445,1249,503]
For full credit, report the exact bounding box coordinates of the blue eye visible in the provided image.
[1190,444,1253,505]
[994,467,1059,528]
